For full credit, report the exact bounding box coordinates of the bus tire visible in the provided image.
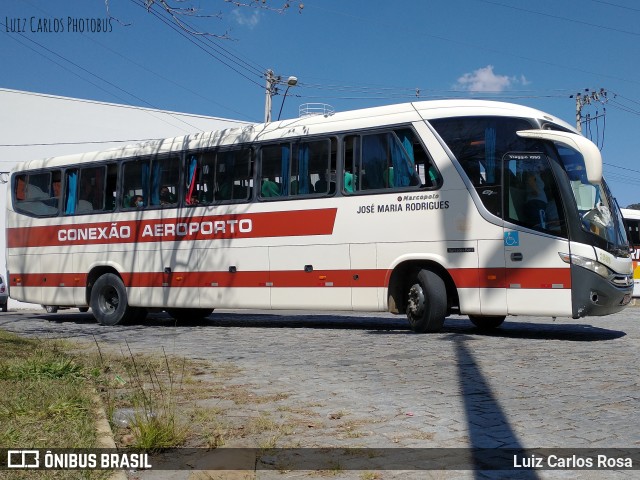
[469,315,505,330]
[90,273,135,326]
[44,305,58,314]
[406,269,447,333]
[78,307,89,313]
[166,308,214,321]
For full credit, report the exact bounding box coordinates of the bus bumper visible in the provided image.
[572,267,633,318]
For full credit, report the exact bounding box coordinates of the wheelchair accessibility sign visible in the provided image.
[504,231,519,247]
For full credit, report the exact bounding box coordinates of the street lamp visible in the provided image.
[277,76,298,121]
[264,70,299,123]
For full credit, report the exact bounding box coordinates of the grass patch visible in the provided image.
[0,331,106,480]
[0,326,327,468]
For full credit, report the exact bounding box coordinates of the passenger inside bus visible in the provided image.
[131,195,144,208]
[524,166,548,227]
[160,186,176,205]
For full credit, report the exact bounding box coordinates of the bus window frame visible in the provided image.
[183,146,255,206]
[12,170,60,218]
[257,136,337,202]
[341,126,440,197]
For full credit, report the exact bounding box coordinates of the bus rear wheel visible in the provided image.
[166,308,214,321]
[469,315,505,330]
[406,269,447,333]
[90,273,136,326]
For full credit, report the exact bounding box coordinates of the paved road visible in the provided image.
[1,307,638,479]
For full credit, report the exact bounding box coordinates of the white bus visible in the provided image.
[621,208,640,297]
[5,100,633,331]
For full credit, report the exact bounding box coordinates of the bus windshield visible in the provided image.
[558,145,629,253]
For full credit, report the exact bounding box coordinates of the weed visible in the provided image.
[360,472,383,480]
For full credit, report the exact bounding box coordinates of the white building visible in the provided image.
[0,88,248,309]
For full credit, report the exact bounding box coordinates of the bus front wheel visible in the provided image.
[469,315,505,330]
[406,269,447,333]
[91,273,135,326]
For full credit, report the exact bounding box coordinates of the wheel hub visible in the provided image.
[100,286,119,314]
[407,283,426,318]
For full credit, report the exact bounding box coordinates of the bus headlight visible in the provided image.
[558,252,612,279]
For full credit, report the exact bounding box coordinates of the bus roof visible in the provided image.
[621,208,640,220]
[14,99,576,171]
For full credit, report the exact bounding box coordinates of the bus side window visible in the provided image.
[343,135,360,194]
[230,148,253,201]
[185,153,208,205]
[122,159,149,208]
[14,172,59,217]
[291,139,332,197]
[260,144,286,199]
[105,164,117,211]
[80,166,106,213]
[151,157,179,207]
[343,130,425,194]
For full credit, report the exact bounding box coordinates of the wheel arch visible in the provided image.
[85,265,122,306]
[387,259,459,315]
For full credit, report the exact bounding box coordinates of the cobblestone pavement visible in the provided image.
[1,306,639,480]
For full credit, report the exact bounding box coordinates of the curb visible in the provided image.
[93,392,128,480]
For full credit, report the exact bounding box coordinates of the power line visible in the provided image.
[128,0,265,90]
[23,0,253,121]
[1,20,207,133]
[589,0,640,13]
[477,0,640,37]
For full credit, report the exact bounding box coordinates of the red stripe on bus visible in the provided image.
[450,267,571,289]
[6,208,337,248]
[10,267,570,289]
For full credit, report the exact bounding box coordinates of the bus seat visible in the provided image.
[76,200,93,214]
[315,178,327,193]
[232,185,248,200]
[25,184,47,200]
[344,172,355,193]
[19,201,58,216]
[261,180,280,197]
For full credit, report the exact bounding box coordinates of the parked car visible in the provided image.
[0,275,8,312]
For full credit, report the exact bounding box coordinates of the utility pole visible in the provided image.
[573,88,608,133]
[264,69,278,123]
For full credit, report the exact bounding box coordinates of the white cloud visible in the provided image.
[231,9,261,29]
[455,65,528,92]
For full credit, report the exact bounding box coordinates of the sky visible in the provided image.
[2,0,640,207]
